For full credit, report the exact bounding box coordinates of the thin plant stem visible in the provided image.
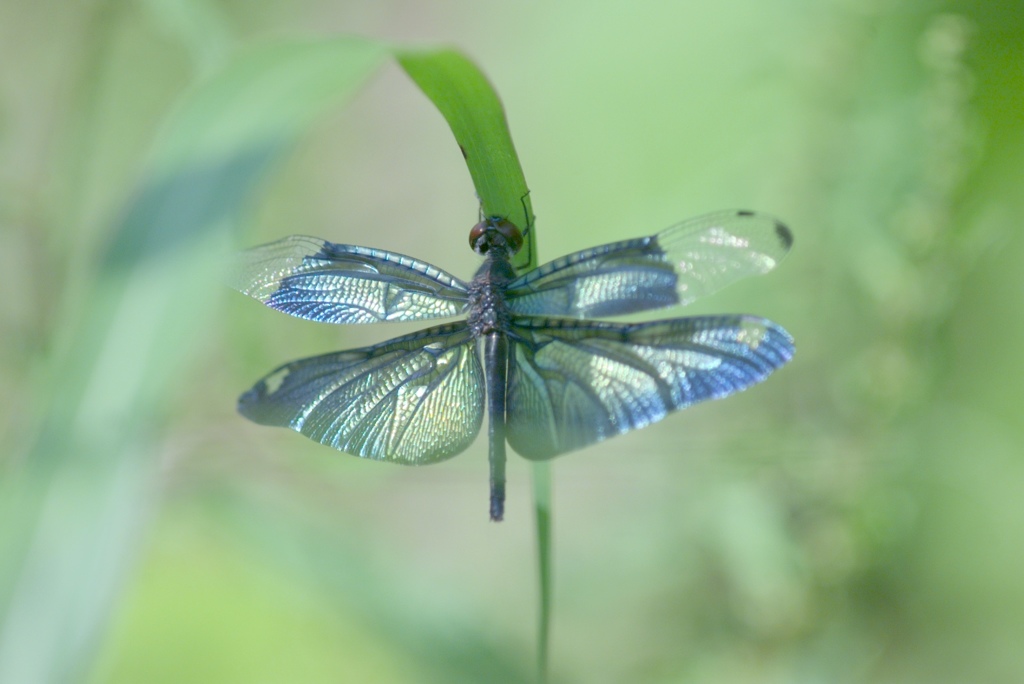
[532,461,552,683]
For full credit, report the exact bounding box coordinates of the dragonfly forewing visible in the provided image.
[229,235,471,324]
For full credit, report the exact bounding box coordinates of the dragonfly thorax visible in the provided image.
[467,236,517,337]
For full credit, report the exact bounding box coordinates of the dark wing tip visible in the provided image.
[734,210,794,251]
[237,382,271,422]
[774,221,794,250]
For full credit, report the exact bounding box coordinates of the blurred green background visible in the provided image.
[2,1,1023,683]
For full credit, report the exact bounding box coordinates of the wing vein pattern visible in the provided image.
[506,315,794,460]
[238,323,484,464]
[229,235,471,324]
[507,210,792,318]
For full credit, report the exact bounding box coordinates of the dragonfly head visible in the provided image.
[469,217,523,257]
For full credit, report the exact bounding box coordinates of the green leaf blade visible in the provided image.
[397,49,537,272]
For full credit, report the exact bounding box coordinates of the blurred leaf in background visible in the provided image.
[1,1,1023,683]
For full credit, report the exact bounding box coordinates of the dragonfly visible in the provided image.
[230,209,794,521]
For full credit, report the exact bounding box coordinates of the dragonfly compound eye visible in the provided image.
[469,218,523,256]
[469,221,490,254]
[495,219,524,255]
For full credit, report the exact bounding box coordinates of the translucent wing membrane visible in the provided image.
[506,315,794,460]
[230,235,471,324]
[238,323,484,464]
[506,210,792,318]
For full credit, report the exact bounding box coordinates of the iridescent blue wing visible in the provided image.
[238,323,484,464]
[506,316,794,460]
[506,210,792,318]
[230,235,471,324]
